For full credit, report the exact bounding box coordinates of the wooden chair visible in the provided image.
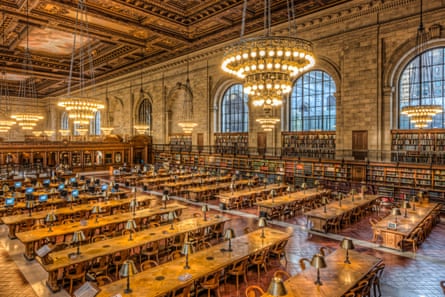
[398,227,423,252]
[140,241,160,263]
[371,262,385,297]
[198,270,222,297]
[245,285,265,297]
[89,256,109,277]
[171,283,192,297]
[168,250,182,261]
[210,222,224,241]
[345,280,369,297]
[225,258,248,294]
[249,248,268,282]
[90,234,108,243]
[243,227,253,235]
[319,246,333,257]
[268,239,288,266]
[299,258,311,271]
[112,249,129,279]
[140,259,159,271]
[273,270,291,281]
[96,275,113,287]
[64,263,86,295]
[326,214,342,233]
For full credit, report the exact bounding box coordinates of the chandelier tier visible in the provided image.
[256,116,280,132]
[221,0,315,108]
[58,0,103,130]
[134,124,150,135]
[401,0,442,128]
[11,114,44,130]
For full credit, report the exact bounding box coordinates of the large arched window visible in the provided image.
[399,47,445,129]
[289,70,336,131]
[90,111,101,135]
[137,98,152,128]
[221,84,248,132]
[61,112,69,130]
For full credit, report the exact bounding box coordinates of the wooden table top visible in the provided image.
[373,202,439,236]
[160,175,232,189]
[97,227,291,297]
[304,195,378,220]
[257,189,330,209]
[186,180,250,194]
[216,184,288,201]
[39,216,231,272]
[1,193,156,225]
[267,249,381,297]
[15,203,187,244]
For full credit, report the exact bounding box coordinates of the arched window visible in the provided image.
[399,47,445,129]
[137,98,152,128]
[289,70,336,131]
[221,84,248,132]
[61,112,69,130]
[90,111,101,135]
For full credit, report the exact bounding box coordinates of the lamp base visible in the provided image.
[314,279,323,286]
[124,288,133,294]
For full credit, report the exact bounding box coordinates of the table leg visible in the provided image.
[23,242,35,261]
[7,223,17,239]
[46,271,60,292]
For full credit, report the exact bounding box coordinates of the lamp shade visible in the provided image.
[391,208,402,216]
[91,205,102,214]
[403,201,411,209]
[267,277,287,296]
[258,217,267,228]
[340,238,355,250]
[181,242,191,255]
[162,193,169,201]
[168,211,176,221]
[45,213,57,223]
[72,230,86,243]
[26,200,34,209]
[119,259,138,277]
[310,254,327,269]
[130,199,139,209]
[224,228,235,240]
[126,219,137,230]
[202,204,209,212]
[321,196,328,205]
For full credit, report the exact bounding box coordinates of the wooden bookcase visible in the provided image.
[282,131,336,159]
[169,134,192,152]
[214,133,249,155]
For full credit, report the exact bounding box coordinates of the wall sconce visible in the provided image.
[340,238,354,264]
[119,259,138,294]
[258,217,267,238]
[310,254,327,285]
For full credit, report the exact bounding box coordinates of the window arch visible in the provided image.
[220,84,249,132]
[89,111,101,135]
[137,98,152,128]
[398,47,445,129]
[289,70,336,131]
[61,112,69,130]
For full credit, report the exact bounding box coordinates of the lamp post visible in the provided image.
[224,228,235,252]
[258,217,267,238]
[119,259,138,294]
[181,242,191,269]
[72,230,86,255]
[311,254,327,285]
[340,238,355,264]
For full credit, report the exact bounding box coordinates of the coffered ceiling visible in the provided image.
[0,0,349,98]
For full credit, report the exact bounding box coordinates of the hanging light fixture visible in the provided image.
[101,81,113,135]
[401,0,443,128]
[58,0,104,130]
[0,12,15,133]
[10,0,44,130]
[134,49,150,135]
[221,0,315,110]
[256,107,280,132]
[178,58,197,134]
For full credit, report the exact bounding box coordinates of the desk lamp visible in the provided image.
[403,200,411,218]
[267,277,287,296]
[224,228,235,252]
[125,219,137,241]
[119,259,138,294]
[287,186,292,198]
[181,242,191,269]
[263,177,268,189]
[322,196,328,213]
[411,195,416,211]
[67,195,75,210]
[258,217,267,238]
[338,193,343,207]
[350,189,357,202]
[45,213,57,232]
[26,200,34,217]
[72,230,86,255]
[91,205,102,223]
[168,211,176,230]
[130,198,138,217]
[340,238,355,264]
[162,190,169,209]
[392,208,402,225]
[314,179,320,191]
[311,254,327,285]
[301,182,307,194]
[202,204,209,221]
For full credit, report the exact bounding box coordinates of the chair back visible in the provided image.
[245,285,264,297]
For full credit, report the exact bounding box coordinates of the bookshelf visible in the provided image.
[214,133,249,155]
[282,131,336,159]
[169,134,192,152]
[391,129,445,164]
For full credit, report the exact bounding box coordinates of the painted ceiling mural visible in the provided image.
[0,0,349,98]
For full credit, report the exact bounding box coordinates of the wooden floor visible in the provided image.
[0,187,444,297]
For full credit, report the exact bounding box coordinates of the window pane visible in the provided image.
[221,84,249,132]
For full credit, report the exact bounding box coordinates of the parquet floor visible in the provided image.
[0,188,444,297]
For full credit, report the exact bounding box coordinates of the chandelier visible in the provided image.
[178,58,197,134]
[58,0,104,128]
[10,0,44,130]
[401,0,442,128]
[256,107,280,132]
[0,13,15,133]
[221,0,315,109]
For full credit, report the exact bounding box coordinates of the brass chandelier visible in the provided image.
[221,0,315,109]
[58,0,104,128]
[401,0,442,128]
[0,12,15,133]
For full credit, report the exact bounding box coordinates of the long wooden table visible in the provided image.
[37,216,230,292]
[216,184,288,209]
[185,180,250,202]
[305,195,378,233]
[1,193,156,239]
[257,188,330,217]
[97,227,291,297]
[264,249,381,297]
[372,202,439,250]
[16,203,187,260]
